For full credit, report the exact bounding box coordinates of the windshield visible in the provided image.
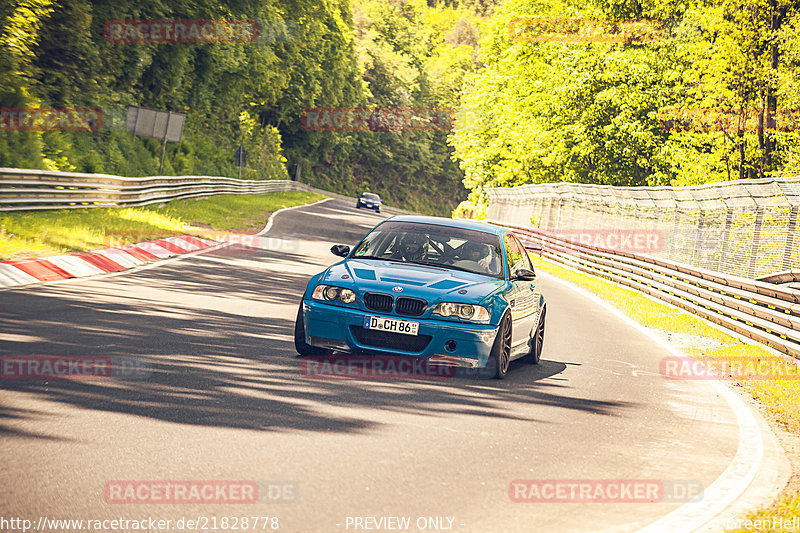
[362,193,380,201]
[351,221,503,278]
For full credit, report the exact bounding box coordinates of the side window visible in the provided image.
[513,235,534,271]
[504,234,525,278]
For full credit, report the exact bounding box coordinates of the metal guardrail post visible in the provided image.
[718,204,733,273]
[692,208,704,267]
[497,221,800,358]
[783,206,799,271]
[668,207,681,259]
[553,194,563,230]
[485,177,800,358]
[0,168,414,214]
[749,207,765,278]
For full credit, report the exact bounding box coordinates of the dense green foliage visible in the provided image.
[1,0,490,214]
[284,0,488,214]
[450,0,800,217]
[3,0,798,217]
[0,190,326,259]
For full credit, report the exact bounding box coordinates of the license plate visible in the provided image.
[364,316,419,336]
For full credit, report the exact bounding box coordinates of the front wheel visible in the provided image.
[294,301,332,357]
[487,313,512,379]
[523,306,546,365]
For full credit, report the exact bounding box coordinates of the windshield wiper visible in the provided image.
[353,255,392,261]
[402,260,452,271]
[406,259,494,277]
[439,263,483,274]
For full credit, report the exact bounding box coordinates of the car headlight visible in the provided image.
[432,302,490,321]
[312,285,357,304]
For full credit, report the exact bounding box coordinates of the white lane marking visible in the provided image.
[606,359,662,377]
[538,271,767,532]
[0,197,336,291]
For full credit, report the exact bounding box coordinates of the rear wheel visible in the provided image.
[523,306,546,365]
[487,313,512,379]
[294,302,332,357]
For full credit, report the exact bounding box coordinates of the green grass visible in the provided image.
[0,191,327,261]
[529,255,800,532]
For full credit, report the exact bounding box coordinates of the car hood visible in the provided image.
[323,258,505,303]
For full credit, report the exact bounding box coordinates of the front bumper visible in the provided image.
[303,299,499,368]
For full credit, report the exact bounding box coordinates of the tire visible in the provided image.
[523,306,546,365]
[487,312,512,379]
[355,203,361,209]
[376,207,381,213]
[294,301,332,357]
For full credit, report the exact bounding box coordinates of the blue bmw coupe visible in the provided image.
[294,216,546,378]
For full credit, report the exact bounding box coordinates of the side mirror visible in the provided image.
[511,268,536,281]
[331,244,351,258]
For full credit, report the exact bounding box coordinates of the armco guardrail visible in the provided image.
[486,177,800,280]
[495,223,800,359]
[0,168,413,214]
[0,168,304,211]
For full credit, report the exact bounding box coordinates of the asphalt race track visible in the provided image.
[0,199,789,533]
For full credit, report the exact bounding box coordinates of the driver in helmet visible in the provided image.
[463,241,500,275]
[395,232,428,262]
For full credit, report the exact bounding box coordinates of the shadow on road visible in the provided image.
[0,284,630,439]
[0,200,635,440]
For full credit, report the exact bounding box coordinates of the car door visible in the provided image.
[503,233,538,349]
